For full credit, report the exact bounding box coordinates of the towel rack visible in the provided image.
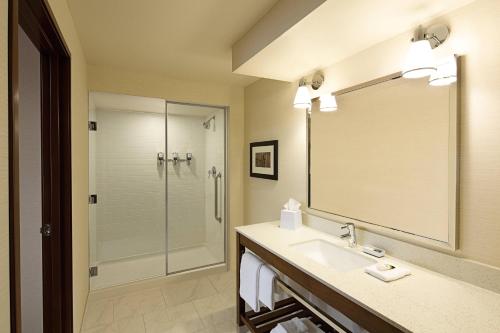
[239,276,351,333]
[276,279,349,333]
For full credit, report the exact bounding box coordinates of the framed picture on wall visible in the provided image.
[250,140,278,180]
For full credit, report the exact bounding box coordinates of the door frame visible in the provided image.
[8,0,73,332]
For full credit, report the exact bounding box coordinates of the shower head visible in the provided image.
[203,116,215,129]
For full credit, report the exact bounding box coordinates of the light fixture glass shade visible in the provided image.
[429,56,457,86]
[402,39,436,79]
[319,94,338,112]
[293,85,312,109]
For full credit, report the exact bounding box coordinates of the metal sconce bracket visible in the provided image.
[413,24,449,49]
[299,72,324,90]
[311,73,324,90]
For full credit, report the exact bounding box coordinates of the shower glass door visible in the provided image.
[166,102,226,273]
[89,92,167,289]
[88,93,227,289]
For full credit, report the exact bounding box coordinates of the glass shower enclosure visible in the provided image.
[88,92,227,290]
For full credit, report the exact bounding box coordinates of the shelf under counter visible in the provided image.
[240,297,342,333]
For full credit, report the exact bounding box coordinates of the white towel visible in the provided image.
[258,265,277,310]
[270,317,324,333]
[239,251,264,311]
[271,317,308,333]
[364,263,411,282]
[302,318,325,333]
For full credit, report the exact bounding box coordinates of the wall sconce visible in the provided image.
[429,56,457,86]
[293,73,324,109]
[402,24,449,79]
[319,94,338,112]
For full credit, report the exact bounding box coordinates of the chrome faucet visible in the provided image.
[340,222,357,248]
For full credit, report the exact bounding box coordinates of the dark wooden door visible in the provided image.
[9,0,73,332]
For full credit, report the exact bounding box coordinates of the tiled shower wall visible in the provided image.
[167,114,206,251]
[90,106,225,265]
[95,109,166,262]
[204,109,225,262]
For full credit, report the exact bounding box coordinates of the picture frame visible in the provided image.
[250,140,278,180]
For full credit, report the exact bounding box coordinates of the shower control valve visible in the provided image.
[208,166,217,178]
[186,153,192,166]
[157,152,165,165]
[172,152,179,165]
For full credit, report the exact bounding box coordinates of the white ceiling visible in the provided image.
[67,0,278,86]
[233,0,476,82]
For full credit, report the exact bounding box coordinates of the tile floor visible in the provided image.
[82,271,243,333]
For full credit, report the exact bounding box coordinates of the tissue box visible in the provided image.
[280,209,302,230]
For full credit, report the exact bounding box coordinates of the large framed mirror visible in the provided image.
[308,65,458,249]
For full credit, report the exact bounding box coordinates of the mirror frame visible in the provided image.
[306,58,460,252]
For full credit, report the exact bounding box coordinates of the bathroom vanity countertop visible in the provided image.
[236,222,500,333]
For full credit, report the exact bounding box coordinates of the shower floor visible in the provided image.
[90,245,221,290]
[168,245,220,273]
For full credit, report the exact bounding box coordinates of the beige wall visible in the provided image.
[0,0,89,331]
[1,0,10,330]
[244,79,307,225]
[232,0,326,72]
[87,65,245,270]
[245,0,500,269]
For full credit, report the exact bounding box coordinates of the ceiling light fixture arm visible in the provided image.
[412,24,449,49]
[299,72,324,90]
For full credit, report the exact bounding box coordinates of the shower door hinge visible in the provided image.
[88,194,97,204]
[89,266,98,277]
[88,121,97,131]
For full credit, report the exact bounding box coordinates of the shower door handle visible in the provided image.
[214,172,222,223]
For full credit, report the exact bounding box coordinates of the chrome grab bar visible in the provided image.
[214,172,222,223]
[209,166,223,223]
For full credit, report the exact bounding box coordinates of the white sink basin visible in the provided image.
[290,239,376,272]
